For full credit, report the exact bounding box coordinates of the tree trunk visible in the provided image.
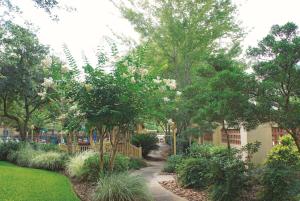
[288,130,300,153]
[67,132,73,153]
[222,121,231,150]
[109,128,120,172]
[189,135,192,146]
[97,125,105,172]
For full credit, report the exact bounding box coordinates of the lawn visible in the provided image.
[0,161,80,201]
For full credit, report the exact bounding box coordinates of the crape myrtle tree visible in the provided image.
[73,47,177,171]
[0,22,57,141]
[248,22,300,152]
[193,52,258,149]
[112,0,243,144]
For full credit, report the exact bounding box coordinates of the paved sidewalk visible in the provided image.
[133,144,187,201]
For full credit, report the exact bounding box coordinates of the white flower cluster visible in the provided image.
[61,65,69,73]
[153,76,162,84]
[127,66,149,77]
[163,79,176,90]
[37,91,47,100]
[41,56,52,68]
[163,97,170,102]
[41,77,54,89]
[176,91,182,96]
[38,77,54,100]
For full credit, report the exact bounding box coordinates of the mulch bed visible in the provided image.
[159,180,209,201]
[71,180,97,201]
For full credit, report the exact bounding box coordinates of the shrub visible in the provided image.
[0,141,20,160]
[131,134,159,157]
[163,155,183,173]
[177,157,212,189]
[188,143,227,159]
[31,151,67,171]
[68,152,131,181]
[7,144,40,167]
[93,173,153,201]
[30,142,59,152]
[209,150,247,201]
[129,157,147,170]
[260,135,300,201]
[66,150,96,178]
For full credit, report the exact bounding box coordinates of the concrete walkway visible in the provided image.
[133,144,187,201]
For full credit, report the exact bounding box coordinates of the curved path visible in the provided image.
[133,144,187,201]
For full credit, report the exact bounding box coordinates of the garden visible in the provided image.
[1,0,300,201]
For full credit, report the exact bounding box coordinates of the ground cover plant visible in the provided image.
[0,161,79,201]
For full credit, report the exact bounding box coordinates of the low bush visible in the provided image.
[7,144,40,167]
[93,173,153,201]
[177,157,212,189]
[209,149,248,201]
[260,135,300,201]
[129,157,147,170]
[163,155,183,173]
[30,142,59,152]
[0,141,20,160]
[31,151,67,171]
[67,151,131,181]
[131,133,159,157]
[188,143,227,159]
[7,143,67,171]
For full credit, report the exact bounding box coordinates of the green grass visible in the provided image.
[0,161,80,201]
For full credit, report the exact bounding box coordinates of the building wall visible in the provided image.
[246,123,273,164]
[198,124,274,164]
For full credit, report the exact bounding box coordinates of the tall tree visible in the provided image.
[113,0,242,88]
[248,22,300,152]
[113,0,243,142]
[0,22,50,140]
[193,53,257,149]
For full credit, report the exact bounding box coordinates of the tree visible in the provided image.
[248,22,300,152]
[113,0,243,143]
[0,22,52,140]
[193,54,257,149]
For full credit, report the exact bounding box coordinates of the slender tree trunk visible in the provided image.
[67,132,73,153]
[189,135,192,146]
[287,129,300,153]
[222,121,231,150]
[97,125,105,172]
[109,128,121,172]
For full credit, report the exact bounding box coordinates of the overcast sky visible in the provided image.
[6,0,300,66]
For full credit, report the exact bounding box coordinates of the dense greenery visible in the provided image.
[0,161,79,201]
[131,133,159,157]
[260,136,300,201]
[7,143,67,171]
[248,22,300,152]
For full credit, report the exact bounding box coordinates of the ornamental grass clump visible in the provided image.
[66,150,96,178]
[31,151,67,171]
[93,173,153,201]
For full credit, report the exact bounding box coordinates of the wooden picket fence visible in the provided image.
[59,141,142,158]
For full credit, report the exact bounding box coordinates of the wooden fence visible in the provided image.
[59,141,142,158]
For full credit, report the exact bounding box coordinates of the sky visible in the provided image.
[5,0,300,66]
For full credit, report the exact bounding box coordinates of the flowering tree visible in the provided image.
[0,22,55,140]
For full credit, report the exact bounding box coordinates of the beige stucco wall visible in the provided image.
[246,123,273,164]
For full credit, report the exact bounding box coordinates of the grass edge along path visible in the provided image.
[0,161,80,201]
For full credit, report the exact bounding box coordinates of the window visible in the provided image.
[272,127,288,146]
[221,129,241,145]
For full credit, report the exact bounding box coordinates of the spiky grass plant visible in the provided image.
[93,173,153,201]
